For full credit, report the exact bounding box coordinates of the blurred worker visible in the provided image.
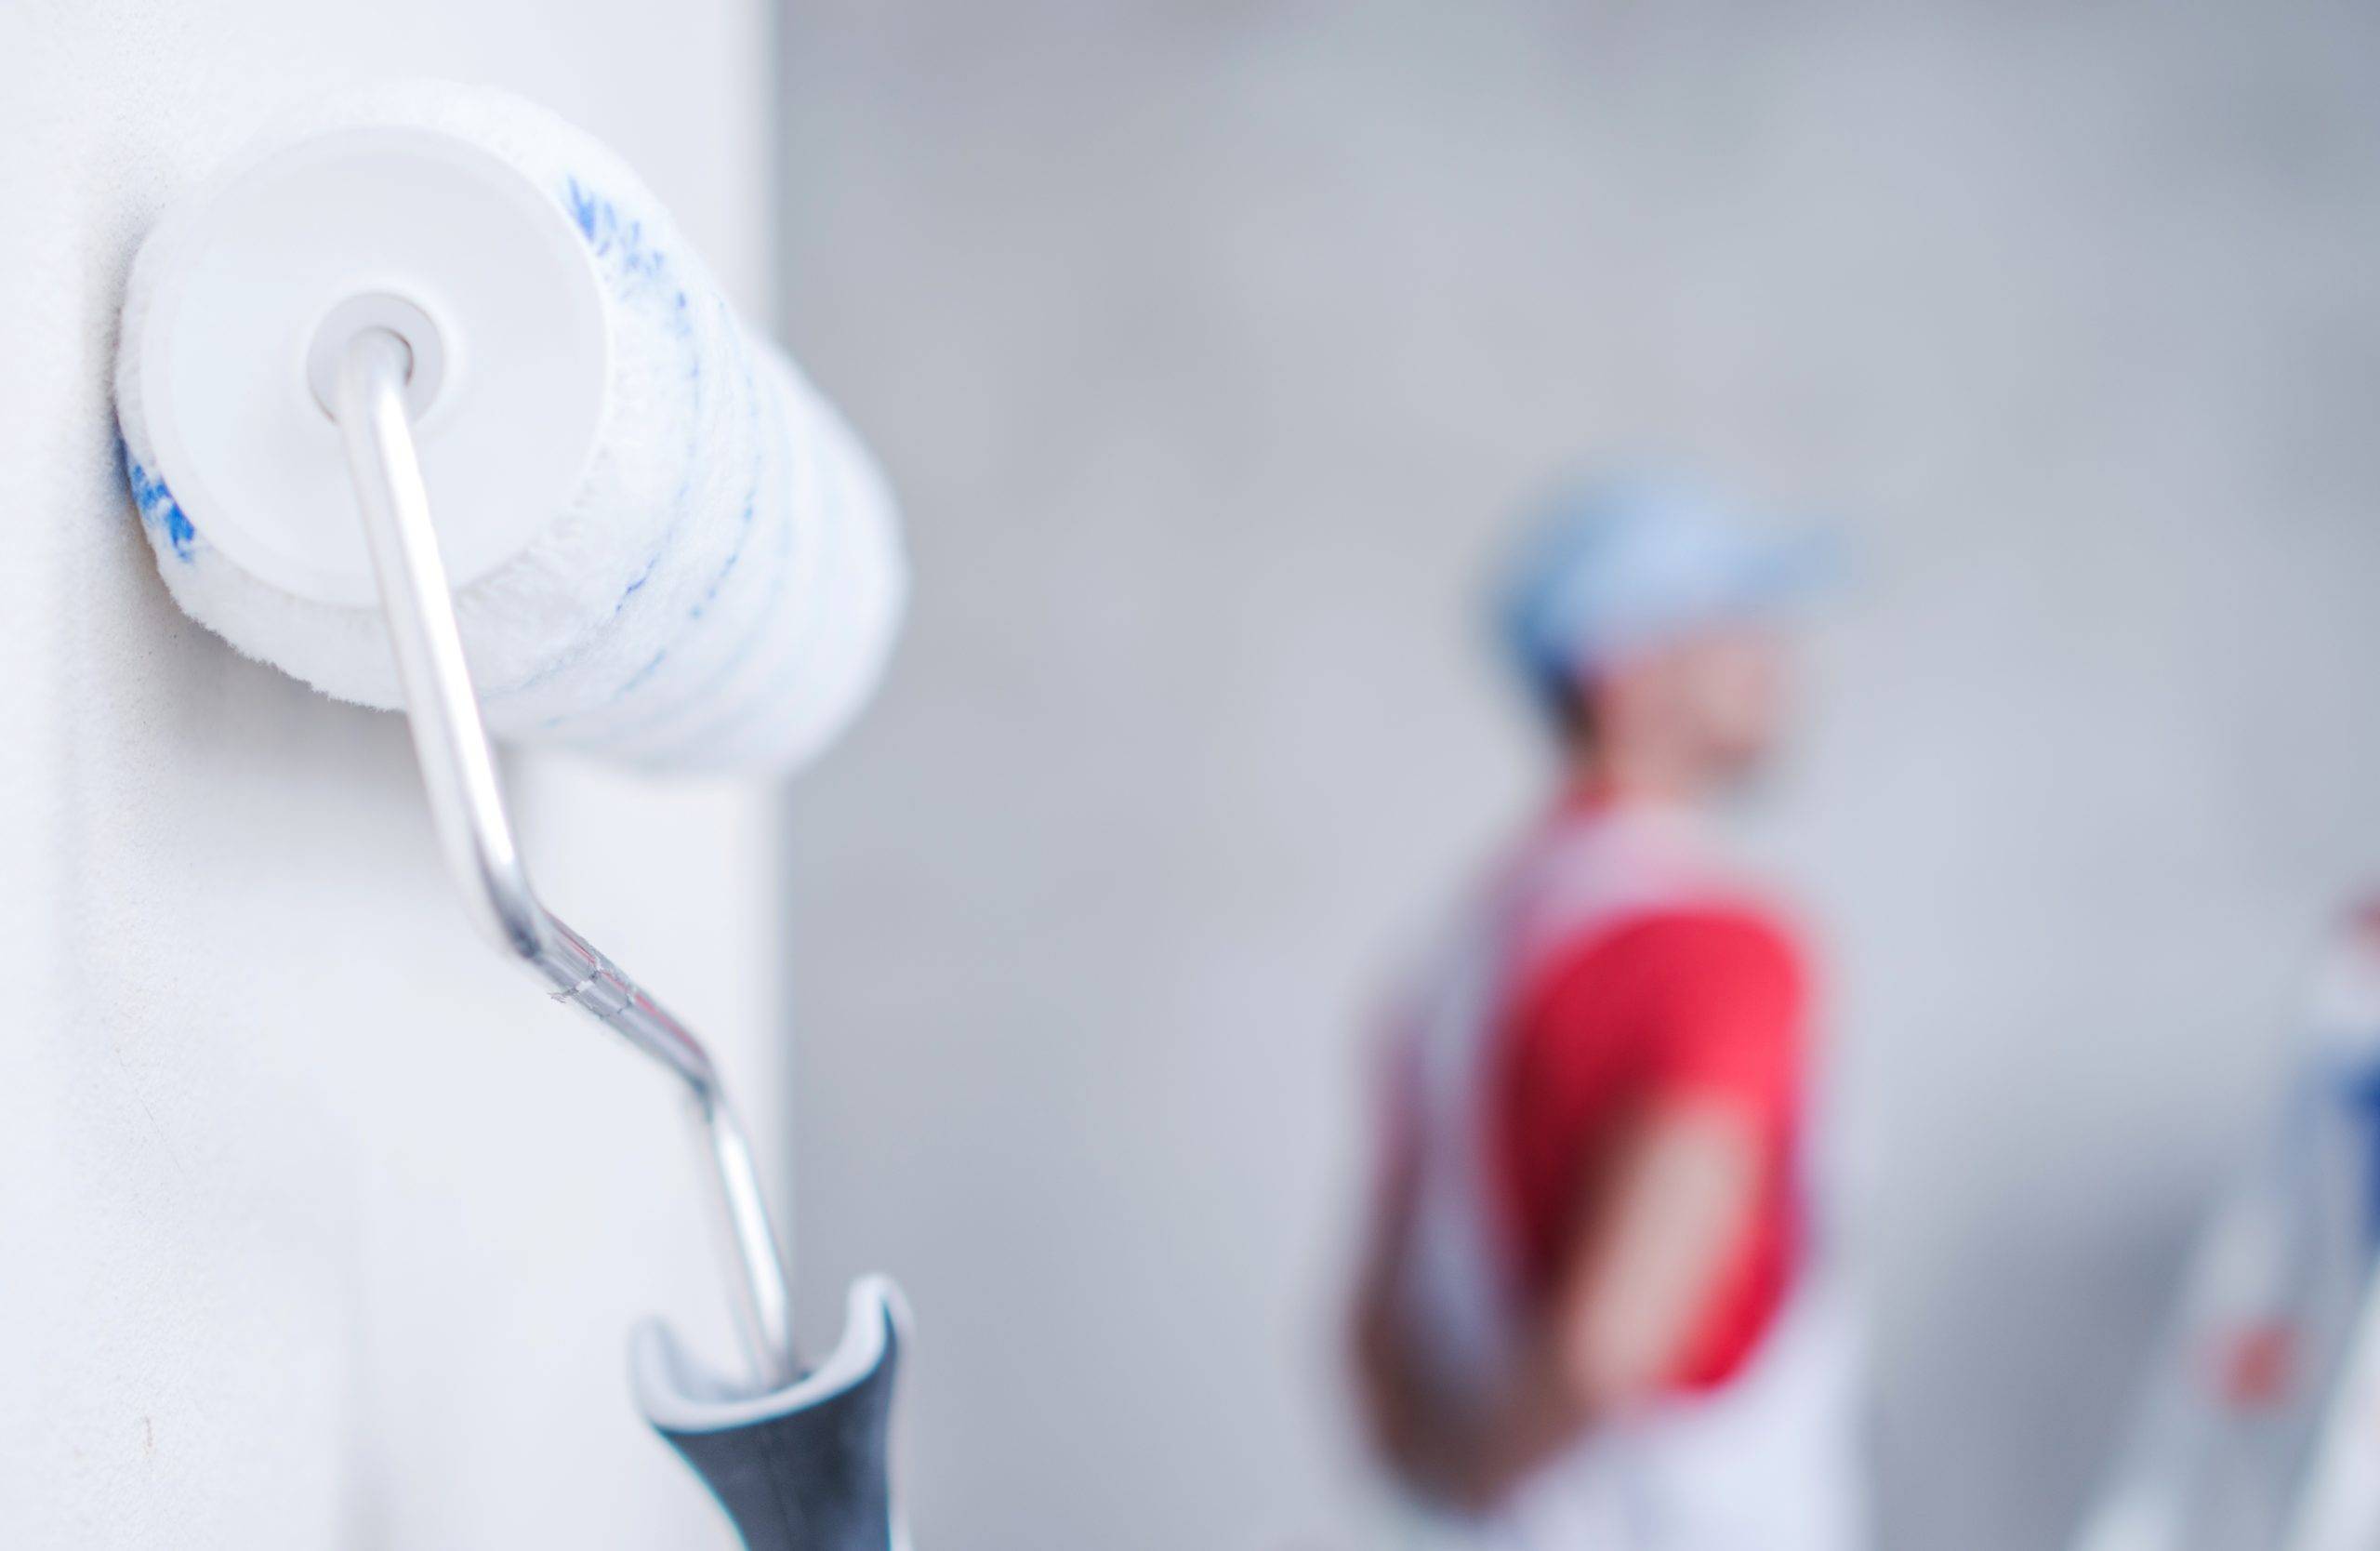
[1349,477,1863,1550]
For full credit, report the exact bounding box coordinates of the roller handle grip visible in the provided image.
[637,1279,906,1551]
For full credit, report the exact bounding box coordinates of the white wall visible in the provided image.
[2,5,783,1545]
[773,5,2380,1549]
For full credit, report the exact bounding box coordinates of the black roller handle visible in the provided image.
[634,1277,907,1551]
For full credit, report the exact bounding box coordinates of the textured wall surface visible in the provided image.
[773,5,2380,1549]
[0,4,782,1544]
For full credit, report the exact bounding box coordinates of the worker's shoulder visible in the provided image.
[1509,870,1800,971]
[1512,908,1807,1055]
[1595,899,1806,979]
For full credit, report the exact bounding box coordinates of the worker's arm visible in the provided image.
[1349,1220,1423,1473]
[1435,1098,1764,1506]
[1347,1116,1448,1485]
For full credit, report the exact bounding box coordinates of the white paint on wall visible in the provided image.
[1,4,782,1544]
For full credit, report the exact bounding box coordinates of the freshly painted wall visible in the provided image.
[2,5,783,1544]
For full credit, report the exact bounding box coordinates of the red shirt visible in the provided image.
[1487,899,1808,1393]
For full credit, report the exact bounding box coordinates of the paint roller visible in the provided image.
[114,81,906,1550]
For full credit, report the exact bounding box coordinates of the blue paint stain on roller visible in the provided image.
[121,443,197,561]
[562,176,695,346]
[591,344,774,713]
[600,487,762,709]
[491,179,732,716]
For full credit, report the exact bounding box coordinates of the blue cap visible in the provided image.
[1494,475,1834,709]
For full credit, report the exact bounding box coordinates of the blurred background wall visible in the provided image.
[772,4,2380,1548]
